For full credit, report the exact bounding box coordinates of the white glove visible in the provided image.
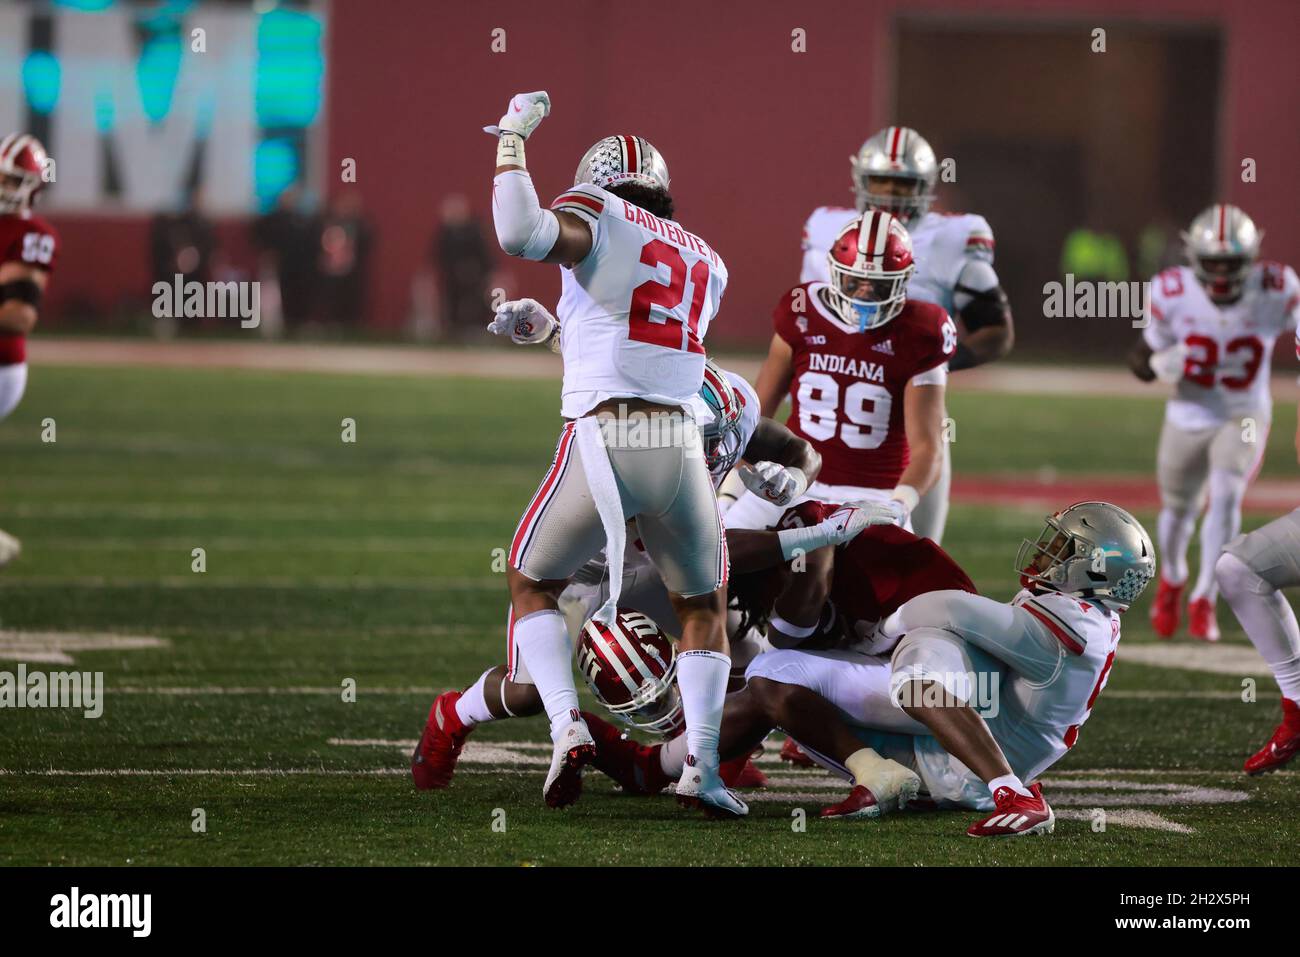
[778,501,896,561]
[738,462,808,507]
[1149,343,1188,384]
[487,298,558,347]
[484,91,550,139]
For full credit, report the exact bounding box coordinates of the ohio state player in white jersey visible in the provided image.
[795,126,1014,544]
[1131,204,1300,642]
[590,502,1154,837]
[449,91,742,817]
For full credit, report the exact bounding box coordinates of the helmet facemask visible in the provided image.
[0,170,39,215]
[698,359,744,475]
[1016,519,1085,594]
[854,172,934,227]
[827,255,913,332]
[1191,255,1251,303]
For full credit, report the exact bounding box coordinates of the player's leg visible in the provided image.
[910,436,951,543]
[1152,418,1213,637]
[626,421,744,816]
[1188,417,1269,640]
[741,648,924,816]
[0,362,28,568]
[1216,509,1300,773]
[891,626,1054,836]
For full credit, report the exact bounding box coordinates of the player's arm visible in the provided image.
[1127,338,1157,382]
[1130,278,1185,383]
[949,257,1013,371]
[487,92,593,266]
[0,261,48,335]
[726,502,894,574]
[754,334,795,417]
[891,379,945,521]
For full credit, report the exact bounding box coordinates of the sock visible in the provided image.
[1217,552,1300,700]
[454,669,496,727]
[511,609,580,740]
[1157,507,1196,585]
[676,650,731,769]
[1192,470,1247,601]
[988,773,1031,799]
[659,734,689,777]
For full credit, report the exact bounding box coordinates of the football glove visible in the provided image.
[1149,343,1189,384]
[778,501,895,561]
[484,91,551,139]
[487,298,559,349]
[737,462,808,507]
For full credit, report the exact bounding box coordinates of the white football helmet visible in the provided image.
[850,126,938,226]
[698,359,745,476]
[575,135,670,193]
[1181,203,1262,302]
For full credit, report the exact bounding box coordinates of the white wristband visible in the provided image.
[496,131,525,168]
[778,524,828,562]
[770,613,818,639]
[890,484,920,514]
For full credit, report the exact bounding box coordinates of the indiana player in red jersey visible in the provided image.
[725,211,955,539]
[0,133,58,568]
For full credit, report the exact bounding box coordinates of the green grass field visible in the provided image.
[1,360,1297,866]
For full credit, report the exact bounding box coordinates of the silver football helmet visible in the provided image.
[698,358,745,476]
[850,126,938,226]
[1015,502,1156,611]
[575,135,670,193]
[1181,203,1262,302]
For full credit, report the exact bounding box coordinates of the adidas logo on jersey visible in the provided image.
[872,339,895,355]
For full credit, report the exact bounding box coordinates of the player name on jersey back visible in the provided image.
[551,184,728,419]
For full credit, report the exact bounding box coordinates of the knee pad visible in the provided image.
[743,648,805,684]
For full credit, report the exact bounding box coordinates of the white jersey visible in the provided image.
[800,206,995,313]
[551,184,728,418]
[1143,262,1300,430]
[909,588,1121,807]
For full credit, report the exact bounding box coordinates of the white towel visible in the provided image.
[575,415,625,626]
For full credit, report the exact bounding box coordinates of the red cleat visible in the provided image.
[1187,596,1220,642]
[1149,578,1182,639]
[1245,698,1300,775]
[967,783,1055,837]
[581,711,670,795]
[411,690,472,790]
[719,755,769,789]
[779,737,816,768]
[821,785,884,820]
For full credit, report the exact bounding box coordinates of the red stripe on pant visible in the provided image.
[509,422,576,568]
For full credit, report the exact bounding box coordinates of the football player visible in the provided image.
[480,91,746,813]
[1215,328,1300,773]
[1130,204,1300,641]
[792,127,1014,543]
[0,133,58,568]
[589,502,1154,838]
[725,210,956,537]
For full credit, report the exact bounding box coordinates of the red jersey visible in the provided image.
[0,211,59,365]
[782,501,976,631]
[773,282,955,487]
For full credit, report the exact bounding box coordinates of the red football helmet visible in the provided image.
[0,133,49,214]
[577,609,682,735]
[826,211,914,331]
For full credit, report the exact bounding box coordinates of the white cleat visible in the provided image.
[859,758,922,814]
[674,757,749,818]
[0,529,20,569]
[542,715,597,809]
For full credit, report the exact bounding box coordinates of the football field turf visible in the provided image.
[1,358,1298,866]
